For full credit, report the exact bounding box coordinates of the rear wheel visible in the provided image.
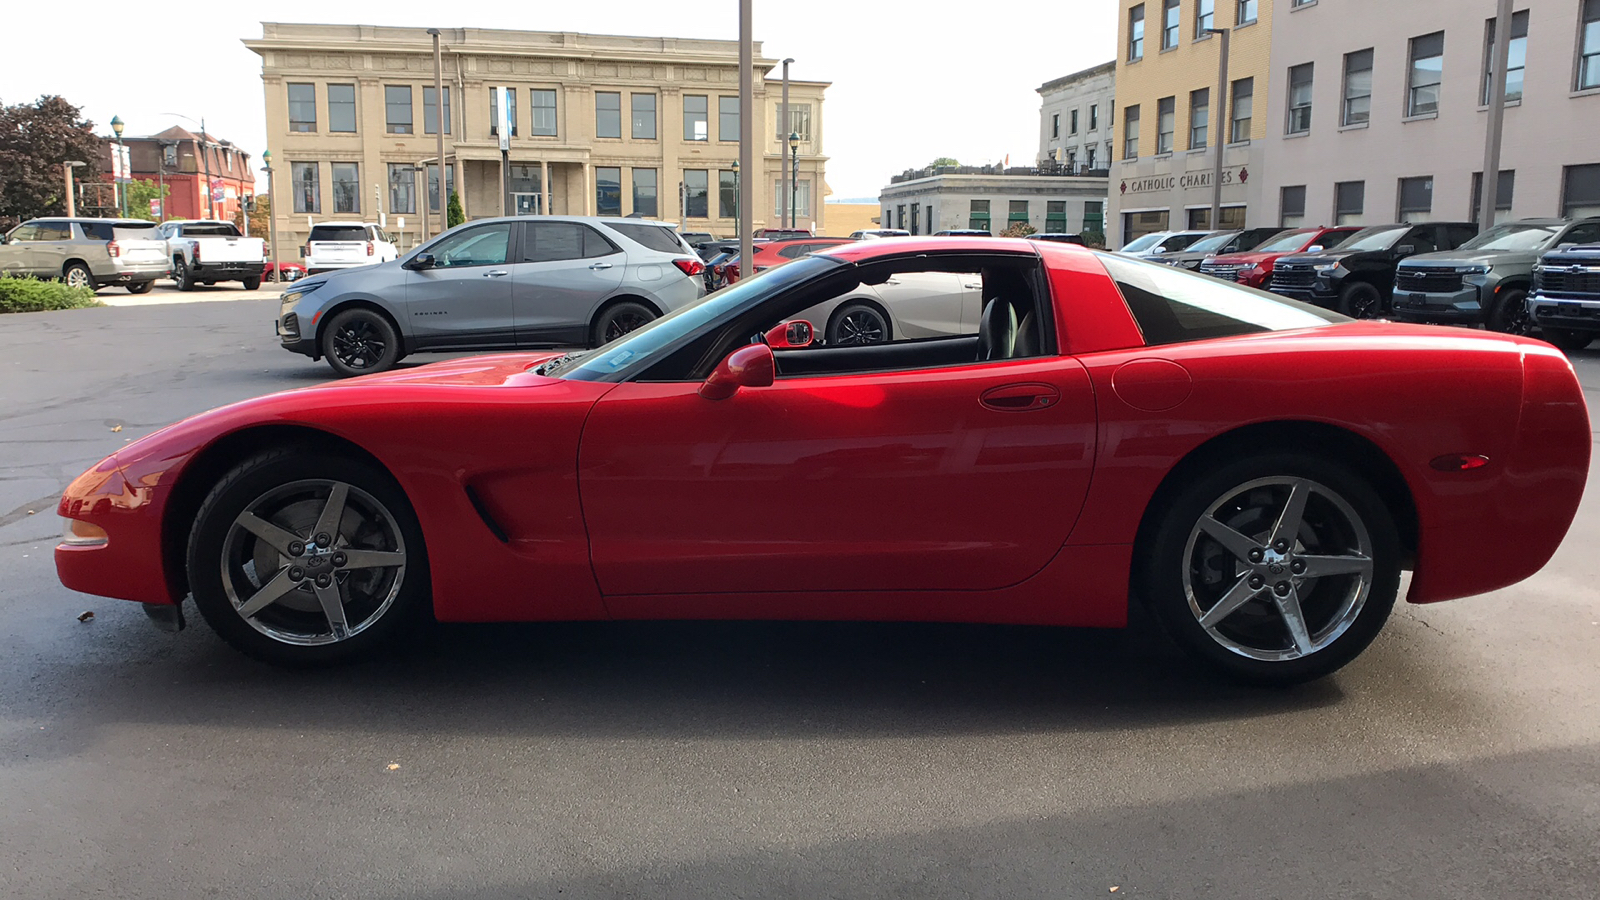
[1139,453,1400,685]
[321,307,401,377]
[126,280,154,294]
[241,276,262,291]
[187,447,429,666]
[591,301,658,347]
[1337,282,1385,319]
[63,262,94,291]
[828,302,891,345]
[172,257,194,291]
[1486,288,1531,334]
[1542,327,1593,353]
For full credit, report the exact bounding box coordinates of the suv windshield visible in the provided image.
[1184,232,1242,254]
[1338,226,1411,252]
[310,225,369,242]
[1121,233,1166,253]
[1458,222,1562,251]
[1254,230,1317,253]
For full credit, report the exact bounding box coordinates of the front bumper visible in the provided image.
[1390,285,1485,323]
[1529,293,1600,332]
[56,454,175,606]
[194,261,266,278]
[277,311,319,358]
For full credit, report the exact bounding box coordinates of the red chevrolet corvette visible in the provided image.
[56,238,1589,683]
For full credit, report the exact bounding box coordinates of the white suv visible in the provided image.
[303,222,399,275]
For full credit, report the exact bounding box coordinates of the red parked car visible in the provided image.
[55,238,1588,683]
[1199,226,1362,288]
[722,237,854,284]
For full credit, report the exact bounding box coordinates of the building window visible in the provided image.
[331,163,360,214]
[1070,109,1079,134]
[910,202,921,235]
[1129,4,1145,61]
[1086,146,1097,169]
[1189,88,1210,148]
[328,84,356,133]
[718,96,739,141]
[387,163,416,215]
[595,167,622,216]
[1562,163,1600,217]
[1156,96,1175,154]
[288,83,316,132]
[423,86,451,135]
[1482,10,1529,104]
[1196,0,1215,37]
[488,87,517,137]
[1162,0,1181,49]
[775,181,811,218]
[1237,0,1257,25]
[684,170,709,218]
[1188,206,1246,230]
[1229,77,1253,142]
[1398,176,1434,222]
[1089,104,1099,130]
[1581,0,1600,91]
[969,199,991,232]
[1052,113,1060,139]
[1083,200,1104,234]
[1286,63,1314,134]
[1408,32,1445,117]
[291,162,319,214]
[1008,200,1029,228]
[1046,200,1068,232]
[385,85,413,135]
[1470,170,1516,223]
[427,163,454,212]
[684,94,709,141]
[531,89,558,136]
[631,93,657,140]
[631,168,657,217]
[596,91,621,139]
[1334,180,1365,225]
[1343,49,1374,125]
[719,170,738,218]
[1123,104,1141,158]
[778,104,812,141]
[1280,185,1307,227]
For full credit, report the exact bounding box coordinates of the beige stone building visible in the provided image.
[245,23,829,252]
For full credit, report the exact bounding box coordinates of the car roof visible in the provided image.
[817,236,1044,263]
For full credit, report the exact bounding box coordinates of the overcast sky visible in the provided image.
[3,1,1117,200]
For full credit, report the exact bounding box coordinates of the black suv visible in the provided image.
[1528,243,1600,352]
[1269,222,1478,318]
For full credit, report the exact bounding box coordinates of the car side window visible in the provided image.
[525,223,616,262]
[430,223,511,268]
[8,224,39,243]
[1562,223,1600,245]
[79,222,115,241]
[1445,225,1478,249]
[1405,227,1437,254]
[36,222,71,241]
[583,227,619,258]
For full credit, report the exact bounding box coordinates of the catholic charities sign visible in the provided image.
[1120,166,1249,195]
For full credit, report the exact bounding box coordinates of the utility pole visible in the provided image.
[430,28,449,235]
[200,118,215,220]
[1204,26,1232,231]
[1479,0,1513,228]
[780,58,793,228]
[738,0,753,274]
[63,161,85,217]
[262,150,279,282]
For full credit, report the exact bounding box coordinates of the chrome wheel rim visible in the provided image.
[1182,476,1374,662]
[220,479,407,646]
[834,309,886,344]
[65,268,90,288]
[331,319,387,370]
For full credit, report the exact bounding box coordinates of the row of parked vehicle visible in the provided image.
[1122,217,1600,351]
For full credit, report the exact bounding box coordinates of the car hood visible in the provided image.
[1275,249,1365,266]
[1206,250,1288,266]
[310,353,567,388]
[1401,248,1534,267]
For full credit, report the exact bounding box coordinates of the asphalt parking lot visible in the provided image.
[2,298,1598,898]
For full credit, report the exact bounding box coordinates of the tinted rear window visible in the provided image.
[310,226,369,242]
[1100,253,1343,346]
[180,222,242,237]
[79,222,157,242]
[609,223,686,254]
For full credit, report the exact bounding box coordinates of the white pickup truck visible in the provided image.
[303,222,399,276]
[157,220,267,291]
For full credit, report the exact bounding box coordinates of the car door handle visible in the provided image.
[483,270,509,277]
[589,262,613,270]
[980,382,1061,411]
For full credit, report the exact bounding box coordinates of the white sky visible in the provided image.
[2,1,1117,200]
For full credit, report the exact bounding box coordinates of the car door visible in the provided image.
[403,221,517,350]
[0,224,37,276]
[31,221,74,277]
[512,221,626,346]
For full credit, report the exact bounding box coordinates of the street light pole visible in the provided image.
[110,116,126,217]
[1479,0,1513,228]
[732,160,740,240]
[261,150,279,282]
[1204,27,1232,232]
[429,28,449,236]
[738,0,753,277]
[789,132,801,230]
[62,161,85,217]
[780,58,793,229]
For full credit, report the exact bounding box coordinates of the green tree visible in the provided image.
[0,95,108,226]
[446,190,465,228]
[1000,221,1037,238]
[122,179,169,221]
[929,157,960,168]
[247,194,272,239]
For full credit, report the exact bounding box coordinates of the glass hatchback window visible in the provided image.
[310,225,370,243]
[1101,253,1343,346]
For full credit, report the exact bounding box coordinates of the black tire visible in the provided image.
[62,262,95,291]
[1542,327,1593,353]
[126,280,154,294]
[1336,281,1385,319]
[827,301,891,345]
[1137,452,1401,685]
[187,446,430,667]
[1486,287,1531,335]
[172,257,195,292]
[241,276,262,291]
[321,307,401,377]
[591,300,658,347]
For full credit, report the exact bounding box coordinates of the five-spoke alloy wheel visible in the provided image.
[828,303,890,345]
[321,308,401,377]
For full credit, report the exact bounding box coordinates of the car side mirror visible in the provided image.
[1306,245,1324,252]
[700,344,775,400]
[1148,246,1165,255]
[1394,244,1415,256]
[404,253,436,270]
[764,320,815,349]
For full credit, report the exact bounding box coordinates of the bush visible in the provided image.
[0,277,103,313]
[1000,221,1037,238]
[1082,230,1107,249]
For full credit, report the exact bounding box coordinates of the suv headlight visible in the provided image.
[1311,262,1340,272]
[280,282,322,308]
[1457,264,1491,275]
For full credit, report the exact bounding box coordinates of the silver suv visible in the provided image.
[277,216,706,376]
[0,218,170,292]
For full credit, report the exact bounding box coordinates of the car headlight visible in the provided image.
[1312,262,1340,272]
[1457,264,1491,275]
[280,282,323,308]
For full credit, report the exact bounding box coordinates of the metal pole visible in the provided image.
[1208,28,1230,231]
[431,29,449,235]
[417,166,430,242]
[780,58,792,229]
[199,119,215,220]
[738,0,753,274]
[157,149,166,222]
[64,163,77,217]
[792,150,799,229]
[117,135,127,217]
[1480,0,1513,228]
[266,164,279,282]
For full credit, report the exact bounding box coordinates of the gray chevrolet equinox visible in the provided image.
[277,216,706,376]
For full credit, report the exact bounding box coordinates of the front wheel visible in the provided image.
[187,447,429,666]
[172,258,194,291]
[1138,453,1400,685]
[591,301,658,347]
[1337,282,1385,319]
[1542,327,1593,353]
[321,307,401,377]
[1486,288,1530,335]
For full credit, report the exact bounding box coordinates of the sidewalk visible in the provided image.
[98,281,287,307]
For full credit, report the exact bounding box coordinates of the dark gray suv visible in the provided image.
[277,216,706,376]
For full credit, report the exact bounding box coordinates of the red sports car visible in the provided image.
[55,238,1589,683]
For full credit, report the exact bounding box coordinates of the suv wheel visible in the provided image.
[592,302,658,346]
[172,258,194,292]
[321,308,401,377]
[1486,288,1531,335]
[63,263,94,290]
[1337,282,1384,319]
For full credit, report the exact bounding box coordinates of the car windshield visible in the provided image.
[561,256,841,382]
[1254,230,1318,253]
[1184,232,1241,254]
[1120,233,1166,253]
[1337,226,1411,252]
[1458,222,1562,251]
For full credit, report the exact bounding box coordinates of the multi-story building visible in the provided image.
[879,165,1108,239]
[1037,61,1117,174]
[244,23,828,251]
[1259,0,1600,228]
[98,126,255,224]
[1109,0,1276,246]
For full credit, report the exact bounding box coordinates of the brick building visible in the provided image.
[101,126,255,224]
